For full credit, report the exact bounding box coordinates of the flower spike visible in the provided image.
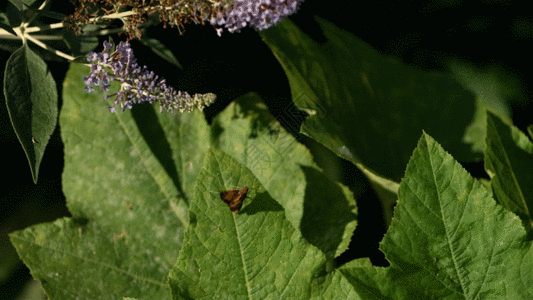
[211,0,305,35]
[83,41,216,113]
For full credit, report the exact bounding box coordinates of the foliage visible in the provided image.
[2,1,532,299]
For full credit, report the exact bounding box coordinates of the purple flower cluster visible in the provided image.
[210,0,304,35]
[83,41,215,113]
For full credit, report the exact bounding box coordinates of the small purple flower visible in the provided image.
[88,52,98,62]
[103,40,112,51]
[85,85,94,93]
[211,0,304,35]
[83,42,216,113]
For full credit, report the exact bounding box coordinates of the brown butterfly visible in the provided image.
[219,186,249,213]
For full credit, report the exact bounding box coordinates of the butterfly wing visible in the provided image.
[219,187,249,213]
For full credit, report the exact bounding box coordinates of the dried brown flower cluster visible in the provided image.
[64,0,233,39]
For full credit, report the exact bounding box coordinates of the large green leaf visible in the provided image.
[10,218,170,299]
[261,18,480,186]
[339,133,531,299]
[213,94,357,259]
[168,148,327,299]
[4,45,58,183]
[310,259,368,299]
[10,63,209,299]
[485,111,533,232]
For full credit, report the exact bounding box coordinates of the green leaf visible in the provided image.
[4,45,58,183]
[212,94,357,259]
[339,133,531,299]
[7,0,21,11]
[310,259,369,299]
[0,222,20,282]
[9,0,37,9]
[449,61,514,120]
[168,148,327,299]
[5,1,22,26]
[461,97,490,154]
[261,18,479,185]
[63,26,100,57]
[140,38,182,69]
[0,14,17,36]
[485,111,533,232]
[10,63,211,299]
[10,218,171,299]
[60,63,203,226]
[25,6,67,21]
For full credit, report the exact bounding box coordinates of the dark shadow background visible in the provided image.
[1,0,531,298]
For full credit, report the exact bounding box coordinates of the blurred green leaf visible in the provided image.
[4,45,58,183]
[339,133,531,299]
[462,97,490,154]
[485,111,533,232]
[63,26,100,57]
[261,18,479,185]
[449,61,514,119]
[9,0,37,9]
[168,148,327,299]
[0,13,17,35]
[24,4,67,21]
[140,38,182,69]
[5,1,22,26]
[0,223,20,283]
